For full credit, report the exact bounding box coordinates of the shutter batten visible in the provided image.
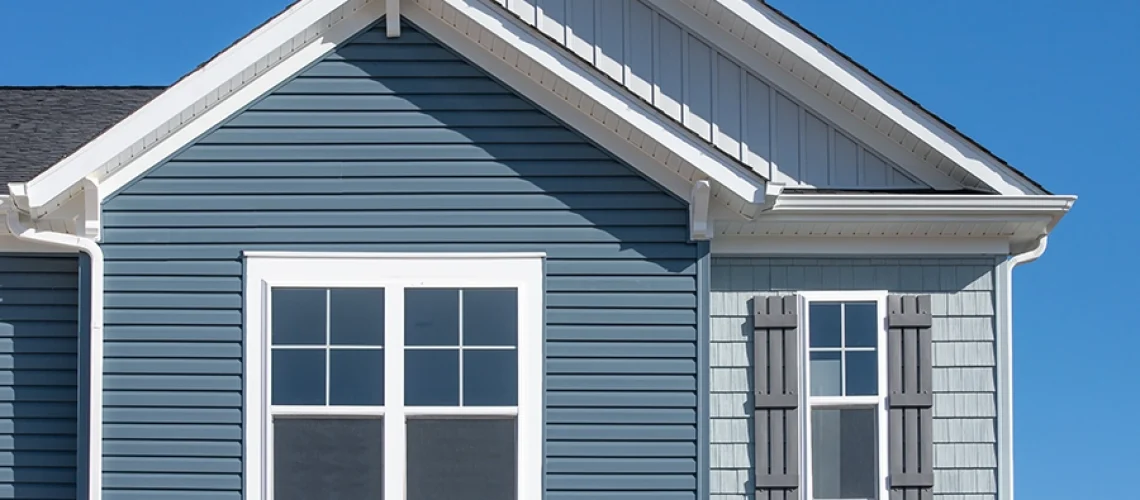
[753,296,799,498]
[887,295,935,499]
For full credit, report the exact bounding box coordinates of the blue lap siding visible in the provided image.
[100,22,701,499]
[0,254,80,499]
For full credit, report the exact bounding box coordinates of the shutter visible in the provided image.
[753,296,799,499]
[887,295,935,500]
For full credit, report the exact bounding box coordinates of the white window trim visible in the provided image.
[244,252,545,500]
[798,290,889,500]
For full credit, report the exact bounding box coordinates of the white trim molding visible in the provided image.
[243,252,545,500]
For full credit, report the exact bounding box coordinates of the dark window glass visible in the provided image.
[272,349,326,405]
[272,288,326,346]
[405,289,459,346]
[462,289,518,347]
[463,350,517,406]
[329,349,384,406]
[274,418,383,500]
[405,349,459,406]
[406,418,516,500]
[845,351,878,397]
[809,303,842,348]
[330,288,385,346]
[844,302,878,348]
[809,351,841,397]
[811,408,877,499]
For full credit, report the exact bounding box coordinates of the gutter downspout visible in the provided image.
[5,183,104,500]
[997,235,1048,500]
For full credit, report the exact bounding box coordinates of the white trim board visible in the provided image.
[711,236,1010,256]
[677,0,1050,195]
[16,0,768,218]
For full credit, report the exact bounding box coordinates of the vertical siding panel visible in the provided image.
[654,15,685,121]
[713,55,742,159]
[625,0,655,101]
[773,94,801,186]
[743,75,772,179]
[862,150,890,187]
[537,0,568,43]
[831,132,860,187]
[102,24,698,500]
[685,35,714,141]
[802,113,830,186]
[0,254,80,500]
[565,0,596,62]
[711,258,999,500]
[508,0,539,26]
[595,0,625,82]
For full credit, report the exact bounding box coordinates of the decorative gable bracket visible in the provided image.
[690,179,713,241]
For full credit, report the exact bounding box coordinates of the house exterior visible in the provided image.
[0,1,1074,499]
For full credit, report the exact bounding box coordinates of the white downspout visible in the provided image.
[998,235,1048,500]
[4,185,104,500]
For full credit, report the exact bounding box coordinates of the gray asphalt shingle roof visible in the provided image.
[0,86,165,194]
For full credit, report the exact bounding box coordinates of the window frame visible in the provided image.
[798,291,889,500]
[244,252,545,500]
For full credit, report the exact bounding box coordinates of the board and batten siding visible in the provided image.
[710,257,999,500]
[0,253,80,500]
[492,0,923,190]
[99,22,701,500]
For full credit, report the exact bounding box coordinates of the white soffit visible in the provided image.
[16,0,767,218]
[681,0,1050,196]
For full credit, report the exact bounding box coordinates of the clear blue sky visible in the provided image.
[2,0,1136,497]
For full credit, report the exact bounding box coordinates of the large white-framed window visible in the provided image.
[799,291,889,500]
[244,252,544,500]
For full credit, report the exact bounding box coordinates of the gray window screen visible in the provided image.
[406,418,517,500]
[274,418,384,500]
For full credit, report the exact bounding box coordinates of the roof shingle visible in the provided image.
[0,86,165,194]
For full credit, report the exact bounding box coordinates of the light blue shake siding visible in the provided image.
[0,254,80,500]
[709,257,1001,500]
[99,22,701,499]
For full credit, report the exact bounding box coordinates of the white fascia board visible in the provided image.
[20,0,365,211]
[771,194,1076,215]
[413,0,766,205]
[707,0,1049,195]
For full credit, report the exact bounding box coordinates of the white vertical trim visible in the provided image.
[243,273,267,500]
[798,290,889,499]
[384,286,406,500]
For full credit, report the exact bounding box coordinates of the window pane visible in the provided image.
[329,288,384,346]
[812,408,877,500]
[274,418,383,500]
[462,288,518,347]
[845,351,879,397]
[272,288,326,346]
[809,351,842,397]
[272,349,326,405]
[463,350,517,406]
[405,289,459,346]
[845,302,878,348]
[329,349,384,406]
[809,303,841,348]
[407,418,516,500]
[405,349,459,406]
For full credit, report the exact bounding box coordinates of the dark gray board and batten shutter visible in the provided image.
[887,295,935,500]
[753,296,799,500]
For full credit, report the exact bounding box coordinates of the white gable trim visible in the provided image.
[678,0,1048,195]
[16,0,767,219]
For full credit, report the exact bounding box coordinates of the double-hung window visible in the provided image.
[800,292,889,500]
[244,253,544,500]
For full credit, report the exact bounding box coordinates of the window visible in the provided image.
[244,253,544,500]
[800,292,888,500]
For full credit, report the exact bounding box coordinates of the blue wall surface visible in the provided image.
[0,253,80,499]
[100,22,702,499]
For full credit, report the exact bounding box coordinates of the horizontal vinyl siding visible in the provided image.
[0,254,80,499]
[100,23,699,499]
[709,257,999,500]
[492,0,923,189]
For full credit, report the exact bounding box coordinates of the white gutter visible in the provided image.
[4,184,105,500]
[997,235,1048,500]
[771,194,1076,214]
